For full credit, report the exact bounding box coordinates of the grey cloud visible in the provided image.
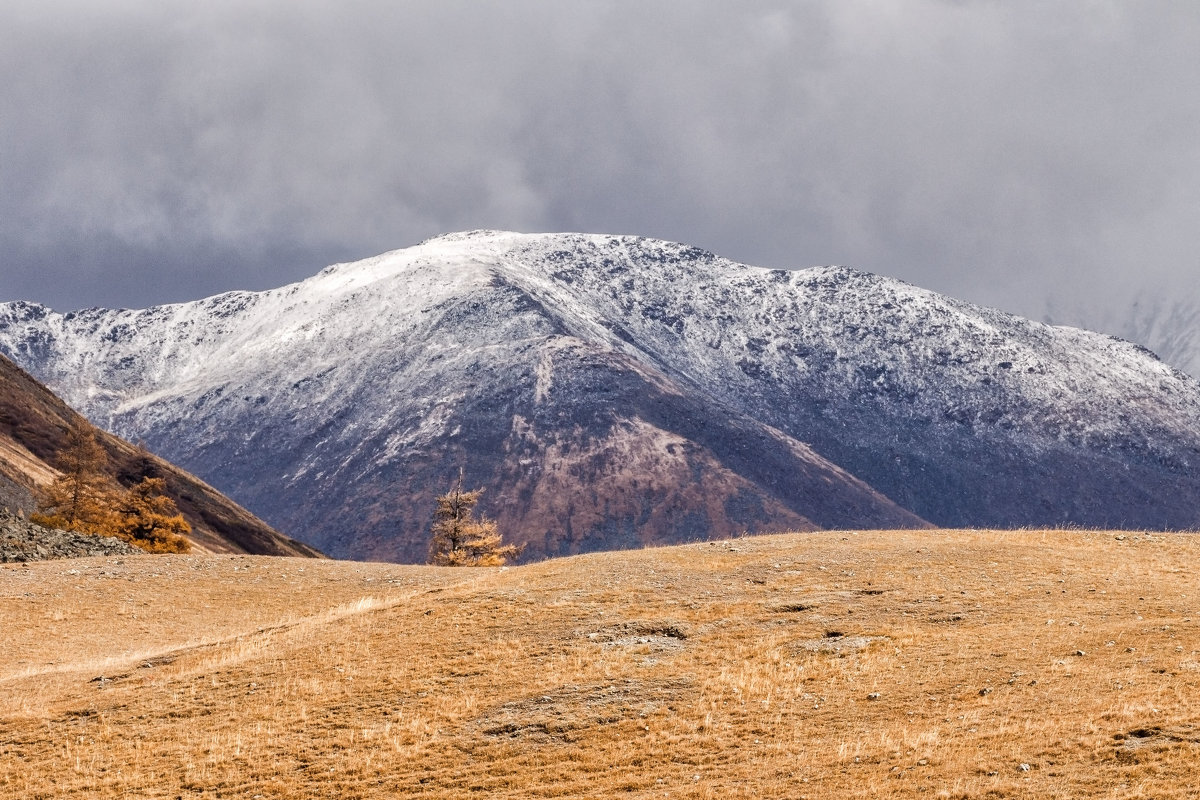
[1,0,1198,339]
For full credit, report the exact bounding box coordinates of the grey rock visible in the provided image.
[0,510,139,562]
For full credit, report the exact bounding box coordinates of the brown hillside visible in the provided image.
[0,354,320,557]
[1,529,1198,798]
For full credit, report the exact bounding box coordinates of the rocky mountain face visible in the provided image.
[0,353,322,557]
[2,231,1198,561]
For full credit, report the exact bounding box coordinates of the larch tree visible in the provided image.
[32,423,191,553]
[114,477,191,554]
[427,473,519,566]
[31,423,122,537]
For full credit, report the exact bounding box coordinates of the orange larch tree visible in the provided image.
[427,473,519,566]
[31,423,122,537]
[32,423,191,553]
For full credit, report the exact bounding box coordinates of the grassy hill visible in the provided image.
[2,528,1198,798]
[0,353,321,557]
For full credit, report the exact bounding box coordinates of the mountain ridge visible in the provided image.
[2,231,1198,560]
[1045,293,1200,380]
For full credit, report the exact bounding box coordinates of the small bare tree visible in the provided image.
[427,472,519,566]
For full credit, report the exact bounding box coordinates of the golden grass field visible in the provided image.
[2,528,1199,798]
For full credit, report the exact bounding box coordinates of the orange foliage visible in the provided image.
[115,477,191,554]
[31,424,122,537]
[427,474,519,566]
[32,423,191,553]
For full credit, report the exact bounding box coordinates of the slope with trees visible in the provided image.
[0,353,321,557]
[28,423,192,555]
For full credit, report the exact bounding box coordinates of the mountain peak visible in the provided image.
[421,228,525,244]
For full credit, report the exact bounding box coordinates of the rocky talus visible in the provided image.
[0,510,139,562]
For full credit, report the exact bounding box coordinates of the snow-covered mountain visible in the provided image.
[1046,294,1200,380]
[2,231,1199,560]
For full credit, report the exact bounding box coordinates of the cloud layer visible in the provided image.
[2,1,1197,330]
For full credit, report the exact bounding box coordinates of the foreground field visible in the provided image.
[1,529,1198,798]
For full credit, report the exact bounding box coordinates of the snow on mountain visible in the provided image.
[1045,294,1200,380]
[2,231,1199,560]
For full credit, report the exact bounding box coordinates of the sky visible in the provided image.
[2,1,1198,338]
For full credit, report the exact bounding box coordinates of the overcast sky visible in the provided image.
[2,1,1198,332]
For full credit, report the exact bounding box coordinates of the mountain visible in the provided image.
[2,231,1198,561]
[0,352,322,557]
[1045,294,1200,380]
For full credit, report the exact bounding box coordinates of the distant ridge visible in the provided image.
[0,353,322,557]
[3,231,1199,561]
[1045,293,1200,380]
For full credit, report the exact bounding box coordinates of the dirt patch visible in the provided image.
[473,678,693,743]
[1112,725,1200,760]
[773,602,818,613]
[585,620,690,651]
[787,633,889,655]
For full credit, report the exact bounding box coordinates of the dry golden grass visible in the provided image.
[2,529,1199,798]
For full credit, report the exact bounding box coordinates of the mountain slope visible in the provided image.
[505,239,1200,530]
[2,231,1198,560]
[1046,293,1200,380]
[0,353,322,557]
